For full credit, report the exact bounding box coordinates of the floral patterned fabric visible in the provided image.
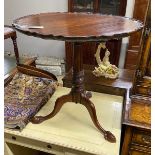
[4,73,57,130]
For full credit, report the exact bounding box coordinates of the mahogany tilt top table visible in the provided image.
[13,12,143,143]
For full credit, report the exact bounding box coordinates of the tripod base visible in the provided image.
[31,90,116,143]
[31,42,116,143]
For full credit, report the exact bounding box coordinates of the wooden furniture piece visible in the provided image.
[63,65,134,97]
[4,25,36,85]
[121,33,151,155]
[68,0,127,14]
[4,56,36,86]
[4,65,58,131]
[4,26,20,64]
[124,0,150,70]
[13,12,142,143]
[5,86,124,155]
[4,26,37,86]
[65,0,127,72]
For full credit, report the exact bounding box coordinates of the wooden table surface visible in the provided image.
[13,12,143,42]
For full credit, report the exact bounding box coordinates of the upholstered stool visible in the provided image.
[4,64,58,130]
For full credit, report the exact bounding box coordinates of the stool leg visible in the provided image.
[11,36,19,65]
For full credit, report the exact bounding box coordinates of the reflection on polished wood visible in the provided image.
[13,12,143,42]
[13,12,143,143]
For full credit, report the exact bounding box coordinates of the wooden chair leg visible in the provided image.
[11,36,19,65]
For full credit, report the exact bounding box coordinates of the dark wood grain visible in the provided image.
[66,0,127,72]
[65,40,122,72]
[17,64,58,81]
[31,43,116,143]
[4,58,36,87]
[122,126,151,155]
[132,34,151,96]
[13,12,143,42]
[121,32,151,155]
[12,12,142,143]
[124,0,150,70]
[129,0,150,47]
[4,26,19,64]
[63,66,134,96]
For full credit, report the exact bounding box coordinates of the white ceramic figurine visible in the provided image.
[93,43,119,79]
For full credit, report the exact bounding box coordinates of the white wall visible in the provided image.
[118,0,135,68]
[4,0,68,58]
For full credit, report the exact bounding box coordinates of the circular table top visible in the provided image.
[13,12,143,42]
